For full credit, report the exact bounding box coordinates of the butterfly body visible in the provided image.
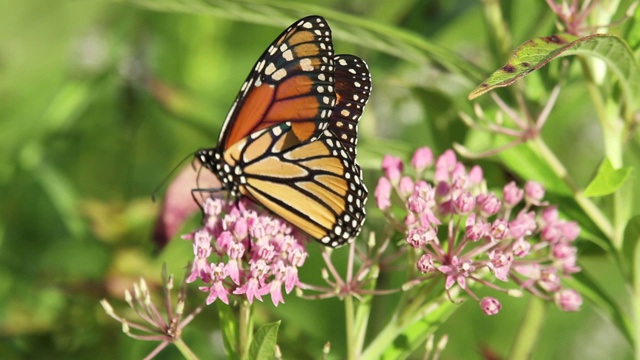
[197,16,371,247]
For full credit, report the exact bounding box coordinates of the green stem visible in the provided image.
[634,243,640,360]
[238,300,253,360]
[345,295,357,360]
[174,338,199,360]
[509,297,547,359]
[481,0,512,61]
[360,291,457,359]
[578,56,627,248]
[530,137,614,240]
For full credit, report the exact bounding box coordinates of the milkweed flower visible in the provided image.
[183,197,309,306]
[375,147,582,314]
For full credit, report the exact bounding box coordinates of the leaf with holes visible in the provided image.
[469,34,640,116]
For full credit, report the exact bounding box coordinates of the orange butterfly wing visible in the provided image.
[218,16,336,150]
[196,17,372,247]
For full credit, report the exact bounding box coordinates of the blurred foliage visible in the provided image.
[0,0,637,359]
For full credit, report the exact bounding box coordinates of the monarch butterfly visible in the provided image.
[196,16,371,248]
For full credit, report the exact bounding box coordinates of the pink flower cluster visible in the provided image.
[183,197,308,306]
[376,147,583,315]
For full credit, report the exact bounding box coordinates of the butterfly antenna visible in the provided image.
[151,152,197,202]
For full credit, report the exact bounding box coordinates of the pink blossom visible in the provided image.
[411,147,433,172]
[203,263,229,305]
[232,217,248,239]
[434,150,458,182]
[488,250,513,281]
[509,211,537,238]
[512,237,531,257]
[417,254,436,273]
[476,193,502,217]
[538,267,561,292]
[541,206,559,223]
[465,214,489,241]
[406,226,437,248]
[398,176,414,197]
[490,219,509,241]
[439,256,474,289]
[283,265,300,293]
[560,221,580,242]
[382,155,403,182]
[554,289,582,311]
[375,177,392,210]
[524,181,545,203]
[480,297,502,315]
[503,181,524,207]
[468,165,483,184]
[268,261,287,306]
[187,230,214,283]
[453,191,475,214]
[541,222,564,243]
[234,277,267,303]
[375,147,582,314]
[185,197,308,305]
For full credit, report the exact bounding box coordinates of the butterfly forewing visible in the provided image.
[218,16,337,150]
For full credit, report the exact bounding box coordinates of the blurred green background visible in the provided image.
[0,0,635,359]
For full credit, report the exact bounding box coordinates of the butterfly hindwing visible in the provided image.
[329,55,372,157]
[223,123,367,247]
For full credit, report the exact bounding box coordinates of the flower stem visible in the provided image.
[509,297,546,359]
[238,300,253,359]
[174,338,199,360]
[345,294,356,360]
[530,137,613,240]
[360,291,456,359]
[634,241,640,360]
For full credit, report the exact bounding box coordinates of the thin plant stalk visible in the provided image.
[509,297,547,359]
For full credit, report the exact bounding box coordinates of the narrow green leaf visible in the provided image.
[626,3,640,50]
[361,295,457,360]
[125,0,485,82]
[583,158,634,197]
[469,34,640,116]
[469,33,579,99]
[622,215,640,283]
[248,321,280,360]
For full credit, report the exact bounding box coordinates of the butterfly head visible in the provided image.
[195,147,241,196]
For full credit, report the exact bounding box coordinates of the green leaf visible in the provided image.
[583,158,634,197]
[125,0,485,82]
[469,34,640,117]
[248,321,280,360]
[626,2,640,50]
[361,294,458,360]
[622,215,640,283]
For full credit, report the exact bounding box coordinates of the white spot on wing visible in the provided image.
[282,49,293,61]
[299,58,313,71]
[272,68,287,81]
[265,63,276,75]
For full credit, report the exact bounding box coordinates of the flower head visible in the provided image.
[183,197,309,306]
[376,147,583,313]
